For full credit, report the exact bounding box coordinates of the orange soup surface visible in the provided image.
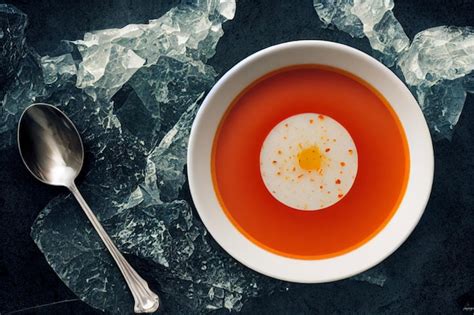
[212,65,410,259]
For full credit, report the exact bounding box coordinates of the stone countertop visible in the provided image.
[0,0,473,314]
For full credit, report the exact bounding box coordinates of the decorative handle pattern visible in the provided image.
[69,182,159,313]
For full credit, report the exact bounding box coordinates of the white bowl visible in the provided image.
[187,40,434,283]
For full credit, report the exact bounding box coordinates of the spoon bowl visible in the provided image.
[18,103,83,187]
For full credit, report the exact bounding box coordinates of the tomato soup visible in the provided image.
[211,65,410,259]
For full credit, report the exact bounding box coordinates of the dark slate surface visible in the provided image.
[0,0,473,314]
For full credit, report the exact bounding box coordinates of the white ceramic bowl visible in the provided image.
[187,40,434,283]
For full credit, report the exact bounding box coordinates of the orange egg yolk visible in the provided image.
[297,145,323,171]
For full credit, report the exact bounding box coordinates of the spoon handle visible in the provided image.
[69,182,159,313]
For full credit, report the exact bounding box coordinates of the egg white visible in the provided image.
[260,113,358,210]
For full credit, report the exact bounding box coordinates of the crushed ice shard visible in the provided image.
[0,4,28,84]
[398,26,474,139]
[398,26,474,88]
[313,0,409,66]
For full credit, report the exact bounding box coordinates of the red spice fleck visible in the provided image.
[297,174,304,179]
[318,114,324,120]
[277,172,281,176]
[348,149,353,154]
[283,136,287,140]
[284,123,289,127]
[292,167,296,172]
[325,148,331,152]
[277,150,282,155]
[338,193,344,198]
[272,160,277,164]
[339,171,343,174]
[327,191,331,194]
[340,161,346,167]
[309,119,314,124]
[319,185,323,189]
[335,179,341,184]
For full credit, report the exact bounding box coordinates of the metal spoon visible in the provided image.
[17,103,160,313]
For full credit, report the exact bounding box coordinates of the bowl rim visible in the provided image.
[187,40,434,283]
